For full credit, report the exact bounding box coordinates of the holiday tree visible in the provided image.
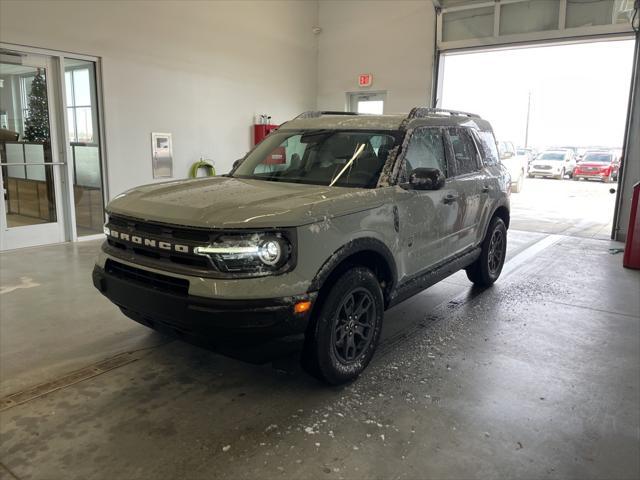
[24,69,50,142]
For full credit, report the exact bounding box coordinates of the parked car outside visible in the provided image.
[573,151,619,182]
[92,108,511,384]
[499,141,527,192]
[528,149,576,179]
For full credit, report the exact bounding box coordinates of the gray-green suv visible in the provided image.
[93,108,510,384]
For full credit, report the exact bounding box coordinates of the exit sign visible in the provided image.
[358,73,372,87]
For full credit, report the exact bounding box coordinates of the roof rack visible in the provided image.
[295,111,360,119]
[406,107,480,120]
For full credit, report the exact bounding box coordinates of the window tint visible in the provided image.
[402,128,448,179]
[449,129,480,175]
[478,131,499,166]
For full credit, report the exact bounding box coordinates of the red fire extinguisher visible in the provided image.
[623,181,640,269]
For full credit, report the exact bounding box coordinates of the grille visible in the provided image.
[533,165,552,170]
[106,215,211,269]
[105,259,189,295]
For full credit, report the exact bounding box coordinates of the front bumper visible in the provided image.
[92,262,316,345]
[574,171,609,180]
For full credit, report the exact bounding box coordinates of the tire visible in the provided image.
[466,217,507,288]
[527,173,534,178]
[302,267,384,385]
[512,173,523,193]
[573,176,580,181]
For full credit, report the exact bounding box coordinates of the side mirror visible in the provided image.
[500,151,514,160]
[408,168,445,191]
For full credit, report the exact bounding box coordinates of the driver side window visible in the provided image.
[401,128,448,182]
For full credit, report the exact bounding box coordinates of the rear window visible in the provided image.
[583,153,612,164]
[539,152,565,161]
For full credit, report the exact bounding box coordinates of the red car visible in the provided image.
[573,151,619,183]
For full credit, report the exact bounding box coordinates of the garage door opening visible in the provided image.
[437,38,635,239]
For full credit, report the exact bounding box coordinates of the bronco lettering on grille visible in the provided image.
[107,228,192,254]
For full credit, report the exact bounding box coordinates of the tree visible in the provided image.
[24,69,49,142]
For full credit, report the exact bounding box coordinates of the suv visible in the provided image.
[498,140,528,193]
[573,150,619,182]
[93,108,510,384]
[528,149,575,179]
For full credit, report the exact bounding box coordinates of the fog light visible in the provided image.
[294,301,312,314]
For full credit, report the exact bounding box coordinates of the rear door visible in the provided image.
[444,127,484,255]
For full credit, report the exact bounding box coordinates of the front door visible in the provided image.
[394,127,459,281]
[0,52,67,250]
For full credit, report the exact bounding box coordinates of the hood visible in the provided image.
[107,176,384,229]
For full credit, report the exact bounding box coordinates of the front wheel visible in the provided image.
[466,217,507,287]
[302,267,384,385]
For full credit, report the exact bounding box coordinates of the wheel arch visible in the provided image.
[308,237,397,309]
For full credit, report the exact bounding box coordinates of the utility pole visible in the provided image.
[524,90,532,148]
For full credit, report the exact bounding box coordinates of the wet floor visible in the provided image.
[1,230,638,480]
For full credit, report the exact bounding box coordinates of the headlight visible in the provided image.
[194,233,292,275]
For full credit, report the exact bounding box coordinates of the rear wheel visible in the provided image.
[302,267,384,385]
[466,217,507,287]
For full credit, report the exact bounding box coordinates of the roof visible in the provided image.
[279,109,494,132]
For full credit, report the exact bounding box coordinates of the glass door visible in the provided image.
[0,52,67,250]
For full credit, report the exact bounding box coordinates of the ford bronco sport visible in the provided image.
[93,108,510,384]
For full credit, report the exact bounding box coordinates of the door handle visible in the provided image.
[481,185,490,193]
[443,194,459,204]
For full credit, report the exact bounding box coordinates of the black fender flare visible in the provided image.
[307,237,398,299]
[482,202,510,240]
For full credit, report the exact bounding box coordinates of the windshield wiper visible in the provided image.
[329,143,365,187]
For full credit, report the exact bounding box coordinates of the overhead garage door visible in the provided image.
[432,0,639,242]
[435,0,635,51]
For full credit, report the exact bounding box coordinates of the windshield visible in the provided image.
[582,153,612,164]
[539,152,565,161]
[232,130,401,188]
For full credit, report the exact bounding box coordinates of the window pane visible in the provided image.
[566,0,614,28]
[74,107,93,143]
[65,71,73,106]
[72,68,91,106]
[64,58,104,236]
[67,107,77,142]
[449,129,479,175]
[357,100,384,114]
[477,131,499,166]
[500,1,560,35]
[403,129,448,177]
[443,7,494,42]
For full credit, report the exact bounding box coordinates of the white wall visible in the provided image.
[316,0,436,113]
[0,0,318,197]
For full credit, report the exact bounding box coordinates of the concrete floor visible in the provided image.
[1,180,639,479]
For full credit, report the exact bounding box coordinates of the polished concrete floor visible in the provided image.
[1,226,638,480]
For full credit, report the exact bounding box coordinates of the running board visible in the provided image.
[388,247,481,308]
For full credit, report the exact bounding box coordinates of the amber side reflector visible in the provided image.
[294,301,312,314]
